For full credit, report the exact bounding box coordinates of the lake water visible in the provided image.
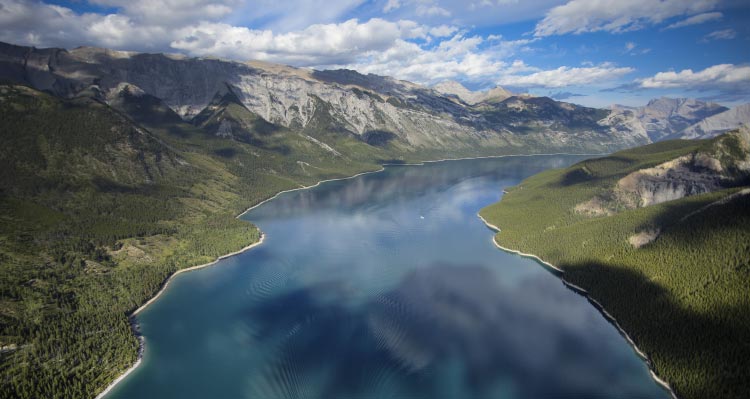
[106,156,669,399]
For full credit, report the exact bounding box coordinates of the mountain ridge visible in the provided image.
[606,97,729,142]
[0,41,649,154]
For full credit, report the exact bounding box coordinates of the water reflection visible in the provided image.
[107,155,669,399]
[248,156,573,221]
[238,263,664,399]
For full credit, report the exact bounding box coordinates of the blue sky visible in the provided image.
[1,0,749,107]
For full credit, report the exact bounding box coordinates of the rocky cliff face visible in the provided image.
[615,153,727,208]
[0,41,650,155]
[575,127,750,216]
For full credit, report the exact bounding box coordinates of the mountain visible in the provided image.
[603,97,728,142]
[676,104,750,139]
[480,129,750,399]
[0,41,649,154]
[432,80,513,105]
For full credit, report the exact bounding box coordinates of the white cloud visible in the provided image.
[383,0,401,12]
[637,64,750,91]
[534,0,720,36]
[0,0,554,86]
[497,63,635,88]
[337,33,541,86]
[171,18,431,65]
[701,28,737,42]
[664,11,723,30]
[0,0,539,86]
[90,0,239,26]
[428,25,458,37]
[416,5,451,17]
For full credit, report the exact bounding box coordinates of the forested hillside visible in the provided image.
[480,132,750,399]
[0,83,391,399]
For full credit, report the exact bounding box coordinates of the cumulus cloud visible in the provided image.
[171,18,430,65]
[663,11,723,30]
[496,63,635,88]
[637,64,750,91]
[383,0,401,12]
[343,35,536,84]
[0,0,544,85]
[416,4,451,17]
[0,0,169,49]
[428,25,458,37]
[534,0,720,36]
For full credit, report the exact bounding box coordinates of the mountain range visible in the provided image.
[1,42,746,157]
[606,97,748,141]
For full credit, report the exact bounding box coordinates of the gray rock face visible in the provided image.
[677,104,750,139]
[575,128,750,217]
[618,161,723,207]
[603,97,728,142]
[0,41,648,153]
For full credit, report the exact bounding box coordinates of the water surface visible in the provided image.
[108,156,669,399]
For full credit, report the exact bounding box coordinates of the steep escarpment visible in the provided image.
[574,128,750,215]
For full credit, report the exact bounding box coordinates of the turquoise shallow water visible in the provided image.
[106,155,670,399]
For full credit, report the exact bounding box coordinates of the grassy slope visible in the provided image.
[480,136,750,399]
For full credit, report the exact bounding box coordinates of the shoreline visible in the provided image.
[94,234,265,399]
[476,213,679,399]
[96,151,603,398]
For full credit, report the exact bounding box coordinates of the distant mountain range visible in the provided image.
[605,97,748,141]
[0,41,645,156]
[0,40,746,155]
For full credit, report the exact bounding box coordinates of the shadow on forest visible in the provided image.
[560,259,749,399]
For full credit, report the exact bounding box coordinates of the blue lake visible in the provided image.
[107,155,669,399]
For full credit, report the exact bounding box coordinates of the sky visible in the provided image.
[1,0,749,107]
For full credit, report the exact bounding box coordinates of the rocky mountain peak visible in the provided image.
[604,97,729,142]
[678,104,750,139]
[433,80,512,105]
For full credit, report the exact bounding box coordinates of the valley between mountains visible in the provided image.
[0,40,748,399]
